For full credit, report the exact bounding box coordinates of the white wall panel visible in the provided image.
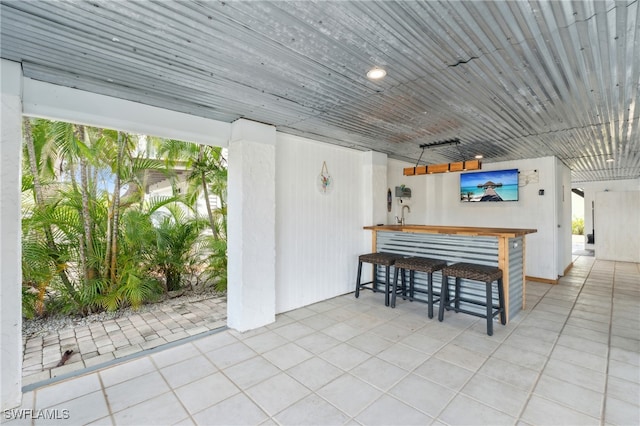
[579,179,640,246]
[595,191,640,262]
[275,134,363,313]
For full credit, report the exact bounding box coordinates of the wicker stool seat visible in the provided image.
[438,262,506,336]
[355,252,404,306]
[391,257,447,318]
[358,252,400,266]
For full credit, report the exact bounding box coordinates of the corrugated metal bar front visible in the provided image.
[508,236,524,318]
[375,231,523,320]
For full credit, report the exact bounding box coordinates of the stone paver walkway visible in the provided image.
[22,294,227,387]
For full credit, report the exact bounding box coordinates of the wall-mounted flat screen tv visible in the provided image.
[460,169,519,202]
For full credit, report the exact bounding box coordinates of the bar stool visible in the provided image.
[391,257,447,318]
[438,262,506,336]
[355,252,404,306]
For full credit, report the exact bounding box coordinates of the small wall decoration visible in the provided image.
[317,161,334,194]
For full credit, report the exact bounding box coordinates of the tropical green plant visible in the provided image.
[154,139,228,290]
[21,117,228,318]
[572,217,585,235]
[148,202,207,291]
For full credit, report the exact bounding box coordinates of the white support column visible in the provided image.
[226,119,277,331]
[362,150,388,227]
[1,59,23,410]
[360,151,388,286]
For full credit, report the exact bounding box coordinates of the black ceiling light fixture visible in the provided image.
[404,138,481,176]
[418,138,461,149]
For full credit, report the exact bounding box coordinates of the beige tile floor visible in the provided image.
[4,256,639,426]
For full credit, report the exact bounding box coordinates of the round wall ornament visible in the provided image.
[317,161,334,194]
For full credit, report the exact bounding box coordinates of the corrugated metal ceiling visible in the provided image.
[1,0,638,182]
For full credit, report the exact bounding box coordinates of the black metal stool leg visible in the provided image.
[355,261,363,298]
[438,274,448,322]
[391,267,399,308]
[372,264,378,292]
[384,266,391,306]
[427,272,434,319]
[454,277,461,311]
[486,281,493,336]
[401,268,407,300]
[409,270,415,300]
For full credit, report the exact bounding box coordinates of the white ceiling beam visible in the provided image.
[22,78,230,147]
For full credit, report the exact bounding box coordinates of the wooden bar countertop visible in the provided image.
[363,224,537,238]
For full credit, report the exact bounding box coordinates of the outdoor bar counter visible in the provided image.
[364,225,537,321]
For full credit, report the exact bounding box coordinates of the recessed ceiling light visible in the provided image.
[606,158,615,162]
[475,154,483,159]
[366,67,386,79]
[111,37,120,42]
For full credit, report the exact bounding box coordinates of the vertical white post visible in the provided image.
[362,151,388,251]
[361,151,388,288]
[1,59,23,410]
[226,119,277,331]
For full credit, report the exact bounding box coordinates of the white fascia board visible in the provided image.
[22,78,230,147]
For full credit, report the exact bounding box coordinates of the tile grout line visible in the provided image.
[149,350,199,425]
[511,259,590,422]
[600,261,617,426]
[345,294,515,422]
[514,257,602,422]
[410,272,560,424]
[96,368,115,425]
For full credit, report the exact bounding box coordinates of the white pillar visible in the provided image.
[362,151,388,254]
[362,150,388,227]
[1,59,23,410]
[226,119,277,331]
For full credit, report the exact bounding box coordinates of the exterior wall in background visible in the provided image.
[578,179,640,248]
[595,191,640,262]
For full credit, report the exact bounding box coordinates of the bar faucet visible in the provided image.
[400,205,410,225]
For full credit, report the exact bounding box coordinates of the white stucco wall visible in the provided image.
[275,133,367,313]
[1,59,24,410]
[227,120,277,330]
[420,156,562,281]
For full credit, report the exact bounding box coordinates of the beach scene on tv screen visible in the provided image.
[460,169,519,202]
